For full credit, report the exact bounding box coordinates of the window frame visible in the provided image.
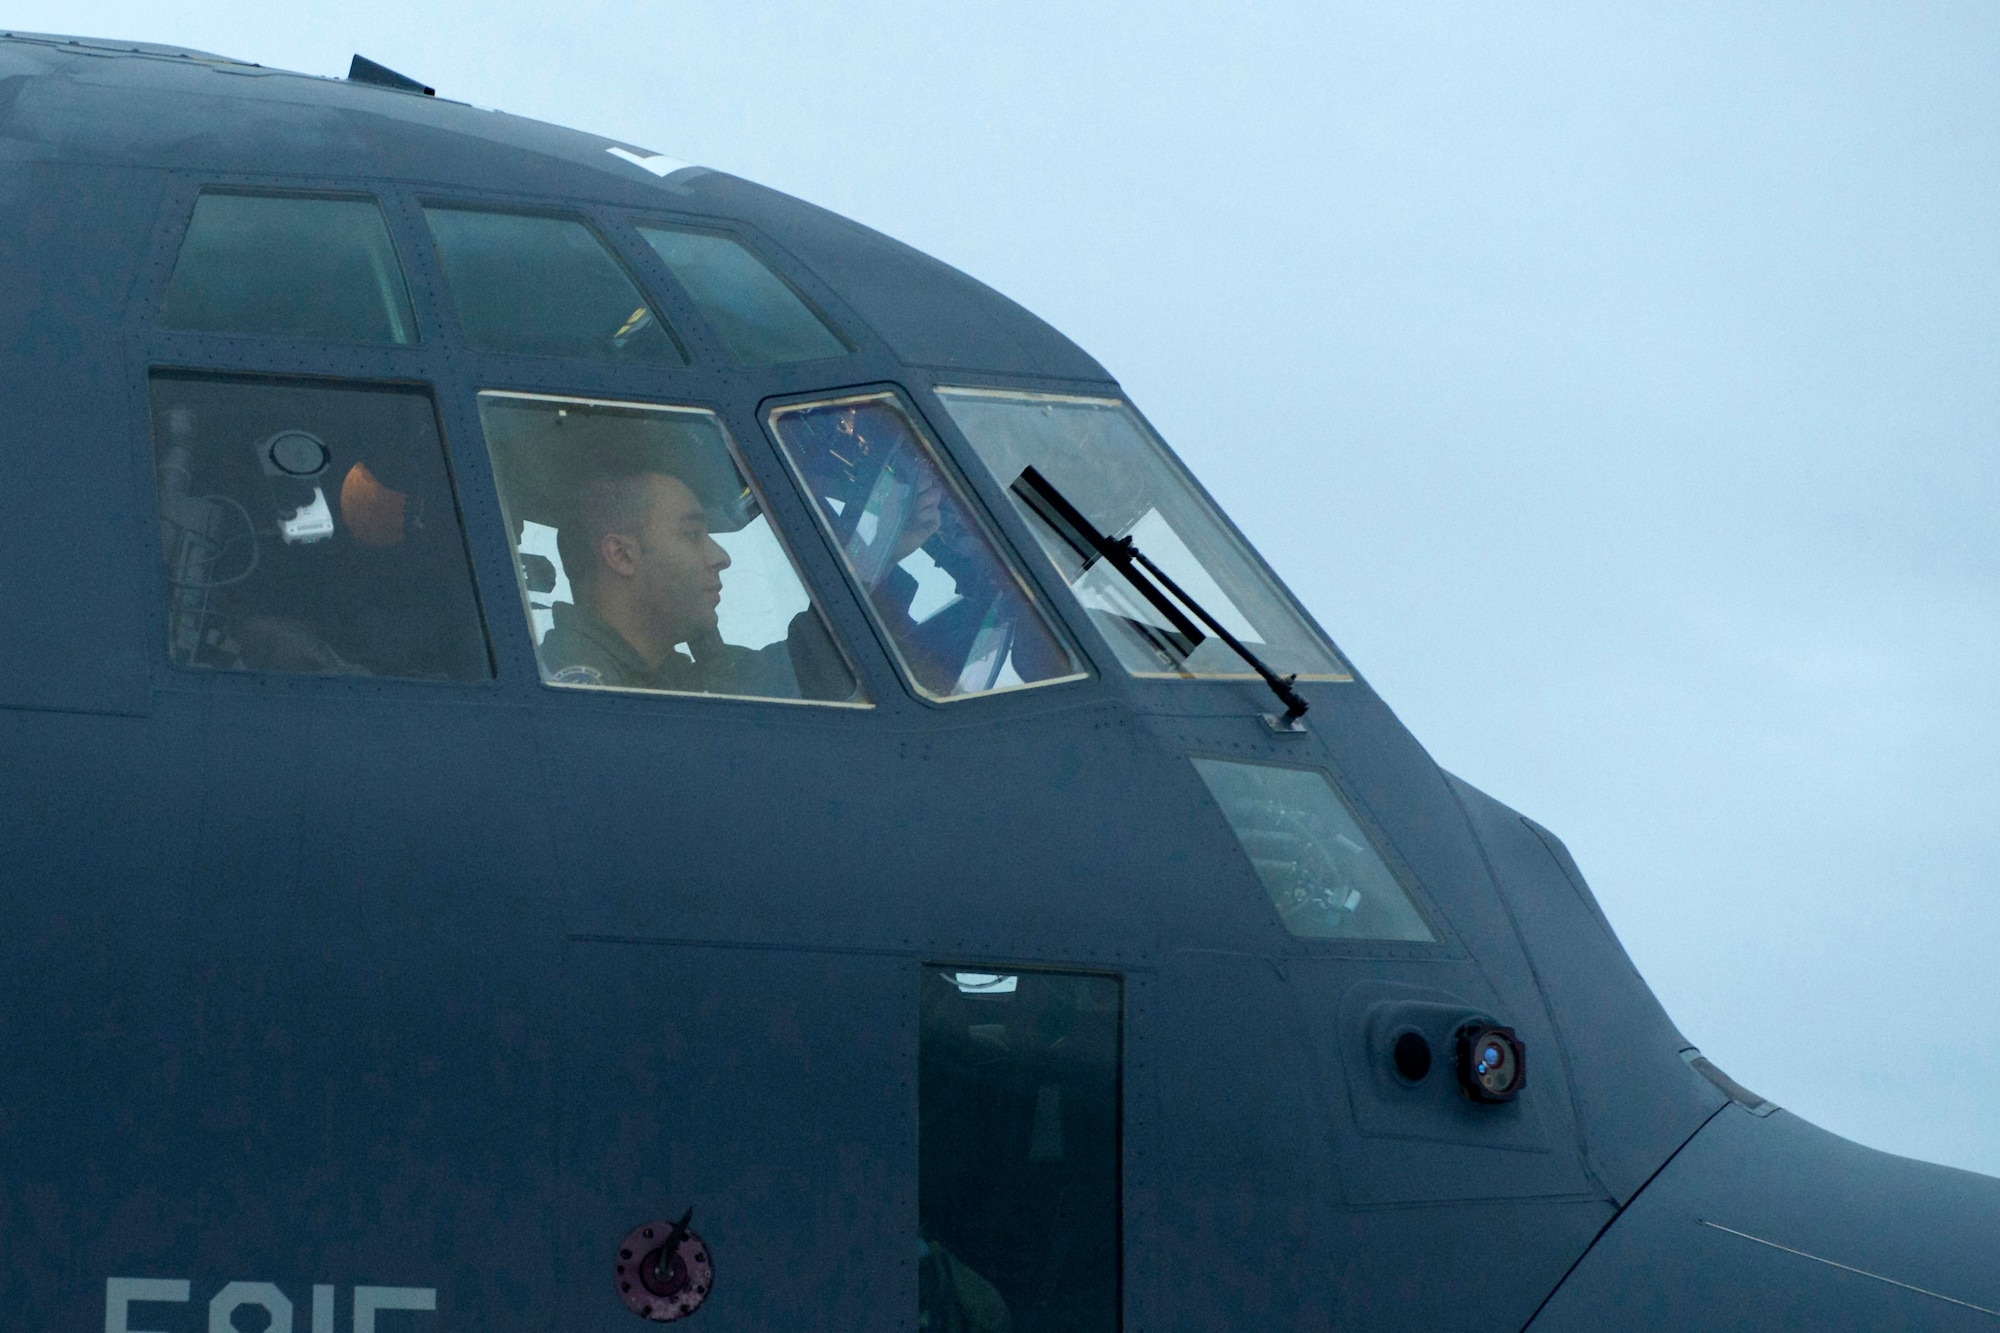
[1183,749,1458,959]
[139,364,500,686]
[417,200,693,368]
[129,173,515,698]
[596,206,875,377]
[150,184,425,349]
[927,382,1354,687]
[130,179,1107,720]
[474,386,874,709]
[627,217,855,367]
[762,384,1093,707]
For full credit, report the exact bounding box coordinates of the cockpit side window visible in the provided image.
[936,389,1349,683]
[766,392,1085,702]
[423,208,687,364]
[150,373,491,681]
[1191,757,1435,941]
[158,193,417,346]
[477,391,865,704]
[636,225,848,366]
[920,967,1121,1333]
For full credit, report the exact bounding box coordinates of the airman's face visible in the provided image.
[603,473,731,645]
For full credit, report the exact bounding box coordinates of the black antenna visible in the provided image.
[1011,466,1309,727]
[347,55,433,96]
[652,1205,695,1287]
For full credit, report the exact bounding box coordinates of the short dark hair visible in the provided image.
[557,470,669,595]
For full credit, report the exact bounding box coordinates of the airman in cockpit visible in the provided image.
[538,465,832,698]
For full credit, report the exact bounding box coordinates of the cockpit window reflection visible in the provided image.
[425,209,686,364]
[159,193,417,345]
[1192,757,1435,941]
[767,393,1084,702]
[936,389,1348,682]
[636,225,848,365]
[151,373,490,680]
[921,966,1120,1333]
[478,392,864,704]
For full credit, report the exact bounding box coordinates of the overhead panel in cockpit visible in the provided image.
[937,389,1349,683]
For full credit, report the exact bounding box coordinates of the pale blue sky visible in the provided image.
[32,2,2000,1175]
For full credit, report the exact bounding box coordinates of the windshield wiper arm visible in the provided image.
[1011,466,1309,727]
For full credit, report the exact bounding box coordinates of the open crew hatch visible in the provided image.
[921,966,1122,1332]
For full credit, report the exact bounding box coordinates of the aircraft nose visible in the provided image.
[1529,1105,2000,1331]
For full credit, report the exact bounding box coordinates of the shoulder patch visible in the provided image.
[550,665,605,686]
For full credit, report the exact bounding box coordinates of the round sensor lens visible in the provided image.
[1456,1024,1526,1102]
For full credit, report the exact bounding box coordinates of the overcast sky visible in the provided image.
[32,2,2000,1177]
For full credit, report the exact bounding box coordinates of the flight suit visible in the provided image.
[538,600,803,697]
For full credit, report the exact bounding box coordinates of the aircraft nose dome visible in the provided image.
[1530,1106,2000,1329]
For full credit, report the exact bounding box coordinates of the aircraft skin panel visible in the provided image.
[1529,1105,2000,1331]
[0,159,166,717]
[0,689,568,1329]
[0,38,1101,386]
[1134,954,1618,1331]
[559,942,914,1332]
[1142,711,1607,1201]
[1446,774,1729,1204]
[0,32,1982,1333]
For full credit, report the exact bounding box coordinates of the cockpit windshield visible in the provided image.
[936,389,1348,682]
[478,392,864,704]
[767,392,1084,702]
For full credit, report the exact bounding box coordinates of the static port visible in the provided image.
[1456,1024,1526,1102]
[1391,1029,1432,1082]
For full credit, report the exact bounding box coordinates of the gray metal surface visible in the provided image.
[0,31,1984,1333]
